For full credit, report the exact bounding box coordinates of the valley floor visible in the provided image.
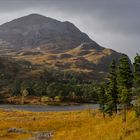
[0,109,139,140]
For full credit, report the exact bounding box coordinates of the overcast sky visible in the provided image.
[0,0,140,60]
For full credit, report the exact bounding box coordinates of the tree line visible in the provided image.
[10,69,99,103]
[98,54,140,122]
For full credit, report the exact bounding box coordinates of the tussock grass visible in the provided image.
[0,109,139,140]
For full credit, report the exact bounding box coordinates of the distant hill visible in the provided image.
[0,14,123,81]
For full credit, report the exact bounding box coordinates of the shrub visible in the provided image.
[41,96,51,103]
[134,98,140,118]
[54,96,61,102]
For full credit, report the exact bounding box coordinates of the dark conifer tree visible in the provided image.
[98,83,106,118]
[107,59,118,114]
[11,80,21,96]
[117,54,133,122]
[133,54,140,117]
[134,54,140,86]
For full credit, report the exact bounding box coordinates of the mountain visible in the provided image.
[0,14,94,51]
[0,14,122,81]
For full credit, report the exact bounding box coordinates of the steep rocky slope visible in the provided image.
[0,14,123,81]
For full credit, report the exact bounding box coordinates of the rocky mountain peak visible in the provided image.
[0,14,93,50]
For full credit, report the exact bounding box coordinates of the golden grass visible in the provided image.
[0,109,139,140]
[12,48,114,72]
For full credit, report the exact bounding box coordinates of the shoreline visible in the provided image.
[0,96,97,106]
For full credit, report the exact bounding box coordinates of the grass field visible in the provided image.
[0,109,139,140]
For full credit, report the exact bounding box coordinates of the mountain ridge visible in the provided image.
[0,14,123,81]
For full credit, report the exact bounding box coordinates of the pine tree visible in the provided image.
[134,54,140,86]
[120,87,129,122]
[133,54,140,117]
[117,54,133,89]
[98,83,106,118]
[107,59,118,114]
[117,54,133,122]
[11,80,21,96]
